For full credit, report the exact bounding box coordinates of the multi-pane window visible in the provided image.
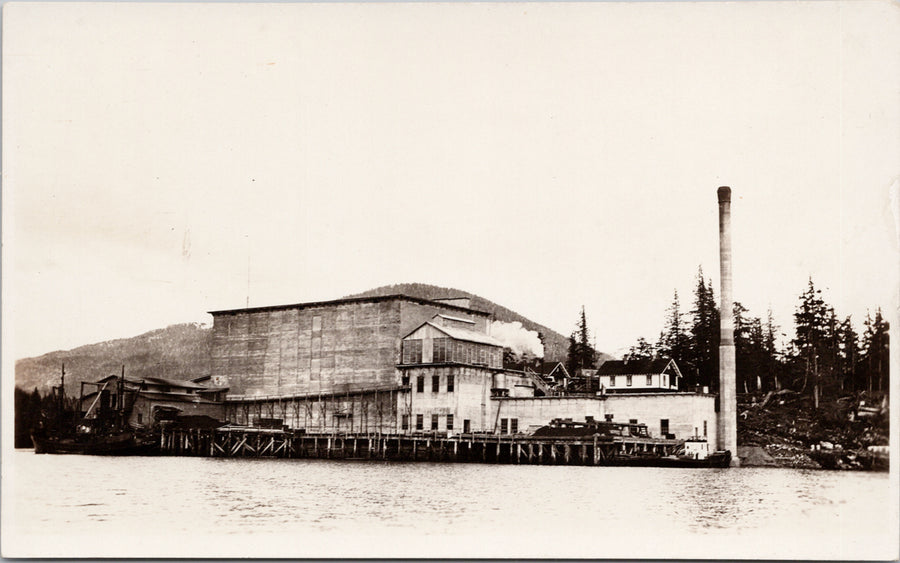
[646,374,653,386]
[402,340,423,364]
[401,414,409,430]
[416,414,424,430]
[432,375,440,393]
[500,418,509,434]
[416,376,424,393]
[510,418,518,434]
[660,419,670,436]
[433,338,450,363]
[446,414,454,430]
[626,375,633,387]
[609,376,616,387]
[447,374,454,393]
[431,414,439,431]
[703,420,707,437]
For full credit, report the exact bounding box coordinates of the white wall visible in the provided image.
[604,393,716,440]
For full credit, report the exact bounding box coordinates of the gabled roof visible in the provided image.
[404,321,504,347]
[541,361,571,379]
[596,358,680,376]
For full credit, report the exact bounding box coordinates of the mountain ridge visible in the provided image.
[16,284,607,395]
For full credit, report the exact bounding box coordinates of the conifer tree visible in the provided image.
[861,308,889,393]
[792,278,830,408]
[658,290,692,377]
[689,267,719,392]
[565,307,597,375]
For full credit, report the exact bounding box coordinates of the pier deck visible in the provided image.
[159,426,684,465]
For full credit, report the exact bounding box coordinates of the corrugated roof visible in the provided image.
[208,294,490,317]
[596,358,675,376]
[92,375,207,390]
[409,322,504,347]
[434,314,475,325]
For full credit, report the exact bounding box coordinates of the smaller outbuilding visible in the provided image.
[595,358,683,393]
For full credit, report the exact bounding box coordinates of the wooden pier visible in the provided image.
[159,426,684,465]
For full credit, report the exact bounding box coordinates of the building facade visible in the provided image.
[206,294,717,442]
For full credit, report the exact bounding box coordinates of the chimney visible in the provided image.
[717,186,739,466]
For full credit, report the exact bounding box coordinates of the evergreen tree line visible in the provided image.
[14,386,58,448]
[619,268,890,403]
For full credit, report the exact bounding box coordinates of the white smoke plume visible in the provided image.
[490,320,544,358]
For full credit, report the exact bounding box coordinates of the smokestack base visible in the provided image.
[717,186,731,203]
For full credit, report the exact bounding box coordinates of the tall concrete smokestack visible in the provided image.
[717,186,739,466]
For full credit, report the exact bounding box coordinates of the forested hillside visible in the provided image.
[344,283,605,363]
[16,284,599,396]
[14,323,212,396]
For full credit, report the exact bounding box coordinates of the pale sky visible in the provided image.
[4,1,899,362]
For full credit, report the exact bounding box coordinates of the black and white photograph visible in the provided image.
[2,1,898,559]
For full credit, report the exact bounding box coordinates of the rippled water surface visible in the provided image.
[3,449,896,558]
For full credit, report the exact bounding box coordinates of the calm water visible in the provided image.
[2,449,897,559]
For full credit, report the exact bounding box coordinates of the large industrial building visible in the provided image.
[202,293,717,442]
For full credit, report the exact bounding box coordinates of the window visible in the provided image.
[447,374,455,393]
[629,419,638,424]
[703,420,707,437]
[501,418,509,434]
[446,414,454,430]
[431,414,439,431]
[401,414,409,430]
[463,419,471,433]
[416,376,424,393]
[416,414,424,430]
[626,375,632,387]
[432,375,440,393]
[646,374,653,386]
[433,338,449,363]
[402,340,423,364]
[660,419,670,436]
[663,375,668,387]
[609,376,616,387]
[401,374,410,386]
[510,418,518,434]
[605,414,614,421]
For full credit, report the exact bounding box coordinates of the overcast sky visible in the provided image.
[4,1,899,362]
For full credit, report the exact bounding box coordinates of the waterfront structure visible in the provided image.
[208,295,491,433]
[79,375,224,429]
[205,293,717,443]
[595,358,684,393]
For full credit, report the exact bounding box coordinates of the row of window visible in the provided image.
[401,338,503,368]
[399,415,522,435]
[498,418,519,434]
[606,374,665,387]
[403,413,461,431]
[410,374,455,393]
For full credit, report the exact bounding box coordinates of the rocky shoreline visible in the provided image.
[736,390,889,471]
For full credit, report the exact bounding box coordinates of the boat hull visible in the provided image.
[31,432,159,456]
[606,451,732,468]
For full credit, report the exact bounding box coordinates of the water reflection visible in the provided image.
[5,450,893,558]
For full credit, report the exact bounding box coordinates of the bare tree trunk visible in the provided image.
[813,355,819,410]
